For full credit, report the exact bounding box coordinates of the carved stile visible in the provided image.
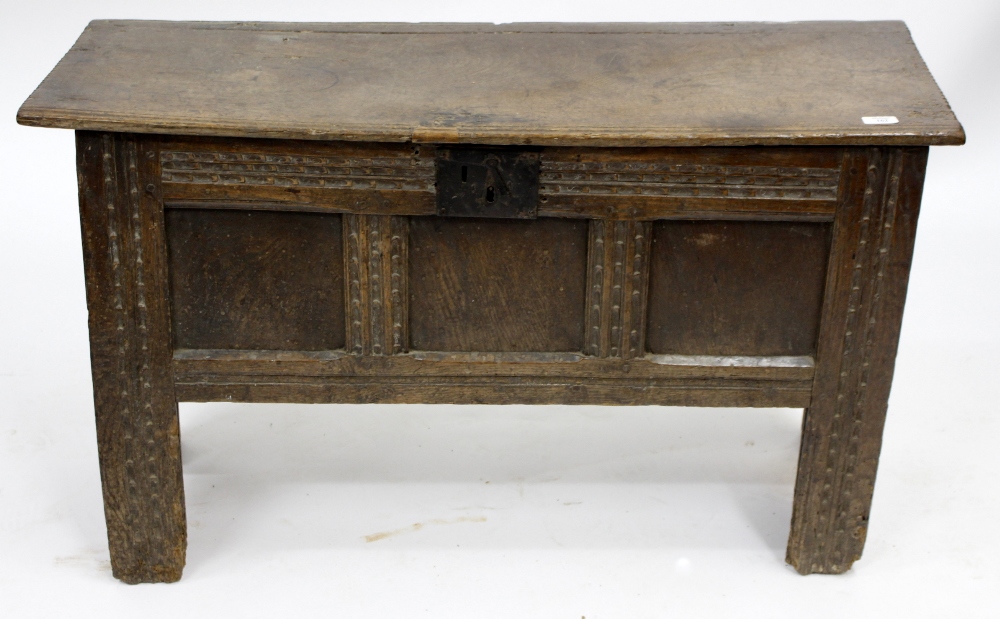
[344,214,409,355]
[787,146,929,574]
[585,219,652,359]
[77,132,186,583]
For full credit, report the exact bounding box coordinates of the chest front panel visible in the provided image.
[151,136,851,407]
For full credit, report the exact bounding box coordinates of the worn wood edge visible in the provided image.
[172,349,815,382]
[649,354,815,368]
[174,376,812,408]
[17,20,965,146]
[17,110,966,146]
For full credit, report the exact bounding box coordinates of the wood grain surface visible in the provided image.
[166,209,345,350]
[17,14,960,582]
[646,221,832,356]
[409,217,588,352]
[18,20,963,146]
[172,349,814,408]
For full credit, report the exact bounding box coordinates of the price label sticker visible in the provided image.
[862,116,899,125]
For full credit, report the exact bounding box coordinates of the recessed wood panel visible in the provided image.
[646,221,831,356]
[166,209,344,350]
[409,217,587,352]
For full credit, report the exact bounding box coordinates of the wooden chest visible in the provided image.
[17,20,964,582]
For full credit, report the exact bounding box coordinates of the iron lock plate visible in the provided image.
[435,148,540,219]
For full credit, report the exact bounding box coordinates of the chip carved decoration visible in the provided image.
[104,136,169,549]
[88,133,186,582]
[344,214,409,355]
[161,149,841,202]
[806,148,903,572]
[160,150,434,191]
[540,160,841,201]
[585,219,652,359]
[162,148,833,363]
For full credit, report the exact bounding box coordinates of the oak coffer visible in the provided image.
[16,20,964,583]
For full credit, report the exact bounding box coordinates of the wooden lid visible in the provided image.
[17,20,964,146]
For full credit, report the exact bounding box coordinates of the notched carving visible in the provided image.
[541,160,841,201]
[789,146,922,576]
[809,148,902,572]
[388,217,408,355]
[585,219,652,359]
[585,219,606,356]
[626,222,652,359]
[88,133,185,582]
[345,214,366,355]
[160,150,435,191]
[344,214,408,355]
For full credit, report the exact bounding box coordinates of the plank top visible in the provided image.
[17,20,964,146]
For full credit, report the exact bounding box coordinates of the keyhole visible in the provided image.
[485,186,495,203]
[461,165,468,182]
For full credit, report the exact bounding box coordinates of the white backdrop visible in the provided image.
[1,1,997,617]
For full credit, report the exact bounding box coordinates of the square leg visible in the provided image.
[77,132,186,583]
[787,147,928,574]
